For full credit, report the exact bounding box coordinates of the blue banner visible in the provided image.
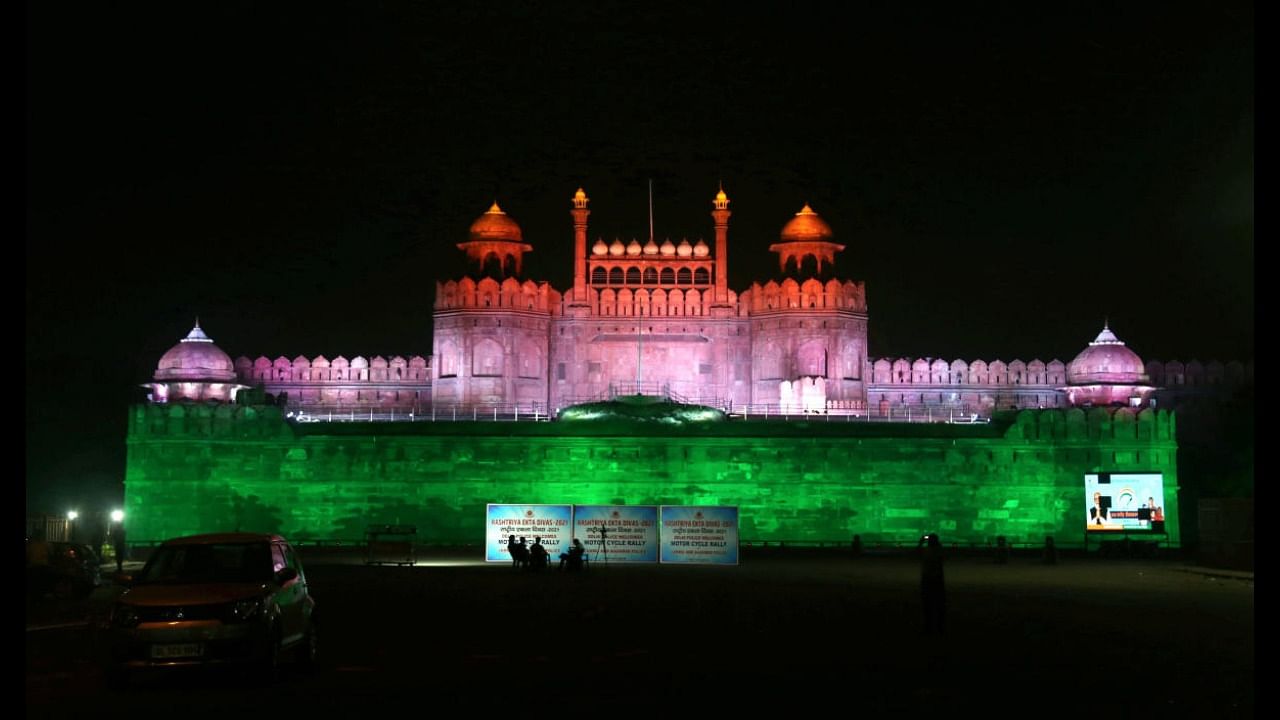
[573,505,658,563]
[659,506,739,565]
[485,504,573,562]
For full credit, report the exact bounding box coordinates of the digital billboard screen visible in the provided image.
[1085,473,1165,533]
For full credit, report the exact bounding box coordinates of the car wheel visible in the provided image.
[254,625,282,684]
[297,619,318,671]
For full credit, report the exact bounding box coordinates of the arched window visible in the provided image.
[518,341,540,379]
[626,267,641,284]
[483,252,502,277]
[693,268,709,285]
[660,268,675,284]
[609,267,623,285]
[643,268,658,284]
[473,339,503,377]
[592,267,606,284]
[677,268,692,285]
[439,341,459,377]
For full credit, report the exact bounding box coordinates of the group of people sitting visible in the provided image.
[507,535,586,572]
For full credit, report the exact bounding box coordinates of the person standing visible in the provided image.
[112,525,128,573]
[919,533,946,635]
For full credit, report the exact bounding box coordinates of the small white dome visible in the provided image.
[626,239,642,256]
[692,239,710,257]
[660,239,676,256]
[676,239,693,257]
[643,239,659,255]
[592,239,608,255]
[609,239,625,256]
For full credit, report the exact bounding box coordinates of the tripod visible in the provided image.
[598,525,608,567]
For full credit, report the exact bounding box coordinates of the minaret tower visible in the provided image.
[711,185,731,307]
[571,187,590,304]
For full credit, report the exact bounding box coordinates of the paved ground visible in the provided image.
[26,548,1253,715]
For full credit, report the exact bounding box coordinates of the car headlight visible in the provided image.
[111,604,139,628]
[229,597,266,622]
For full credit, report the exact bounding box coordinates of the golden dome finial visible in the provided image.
[779,203,833,242]
[713,183,729,209]
[572,187,589,209]
[488,201,503,214]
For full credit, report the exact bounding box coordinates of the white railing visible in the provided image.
[288,403,553,423]
[730,405,990,424]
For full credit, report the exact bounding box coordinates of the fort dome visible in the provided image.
[609,239,625,256]
[626,239,643,256]
[592,238,608,255]
[677,239,693,257]
[660,239,676,256]
[154,322,236,382]
[643,239,659,255]
[779,204,834,242]
[692,239,710,257]
[468,202,524,243]
[1067,324,1148,385]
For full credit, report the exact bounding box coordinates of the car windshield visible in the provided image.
[135,542,273,584]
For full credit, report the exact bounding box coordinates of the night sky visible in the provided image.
[26,3,1253,513]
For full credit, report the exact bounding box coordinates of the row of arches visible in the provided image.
[589,265,712,286]
[596,288,711,317]
[1008,407,1175,442]
[436,338,543,379]
[234,355,429,383]
[1145,360,1251,387]
[743,278,865,312]
[436,277,562,312]
[870,358,1067,386]
[755,341,862,381]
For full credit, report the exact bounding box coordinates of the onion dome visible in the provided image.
[779,203,834,242]
[592,238,608,255]
[660,239,676,256]
[1067,323,1148,384]
[468,201,524,243]
[573,187,588,208]
[609,239,625,256]
[692,239,710,257]
[154,321,236,382]
[626,239,642,256]
[676,239,693,257]
[643,239,659,255]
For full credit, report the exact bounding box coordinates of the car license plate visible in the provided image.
[150,643,203,659]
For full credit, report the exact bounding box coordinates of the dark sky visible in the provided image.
[26,3,1253,513]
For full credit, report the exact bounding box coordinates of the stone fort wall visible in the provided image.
[124,405,1179,549]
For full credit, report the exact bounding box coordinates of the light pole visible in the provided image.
[66,511,78,543]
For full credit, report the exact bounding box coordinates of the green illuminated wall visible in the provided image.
[124,404,1179,548]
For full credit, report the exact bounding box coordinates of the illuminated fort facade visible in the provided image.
[127,186,1257,547]
[148,187,1251,416]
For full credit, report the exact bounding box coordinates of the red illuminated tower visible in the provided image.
[711,185,732,311]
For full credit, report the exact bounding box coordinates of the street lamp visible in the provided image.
[66,510,78,521]
[110,509,124,523]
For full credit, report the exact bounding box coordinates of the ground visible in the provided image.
[26,548,1253,715]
